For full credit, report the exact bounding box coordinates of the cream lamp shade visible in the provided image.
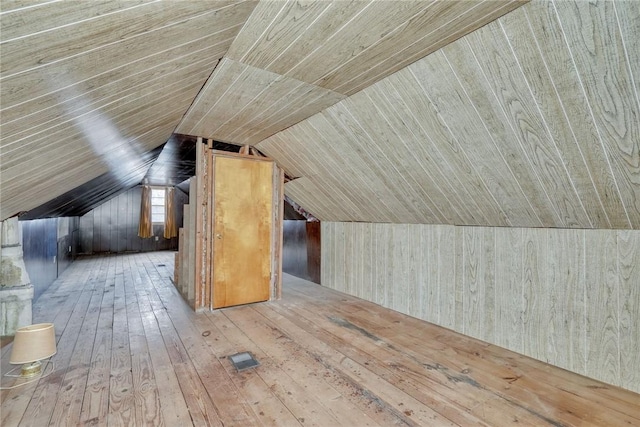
[10,323,57,365]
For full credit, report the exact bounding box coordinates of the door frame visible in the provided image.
[206,150,283,310]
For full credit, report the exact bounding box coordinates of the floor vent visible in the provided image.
[229,352,260,372]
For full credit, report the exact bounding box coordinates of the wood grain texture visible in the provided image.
[335,0,528,96]
[505,5,611,228]
[2,252,640,425]
[2,56,218,151]
[108,256,135,425]
[494,228,524,354]
[547,228,586,374]
[2,76,203,168]
[0,0,153,42]
[1,39,224,134]
[585,230,620,386]
[3,0,638,235]
[0,5,250,109]
[188,179,197,305]
[409,51,534,227]
[553,0,640,227]
[0,2,235,78]
[213,156,273,308]
[614,0,640,99]
[437,225,456,330]
[618,230,640,391]
[1,120,177,220]
[226,0,333,68]
[284,177,354,223]
[0,1,254,221]
[468,21,590,228]
[259,0,637,231]
[226,0,525,95]
[194,139,205,308]
[181,204,191,301]
[321,222,640,393]
[283,1,429,89]
[176,58,345,145]
[522,227,547,362]
[440,40,558,227]
[522,1,630,229]
[365,85,463,224]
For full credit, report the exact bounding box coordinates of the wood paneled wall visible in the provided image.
[321,222,640,393]
[78,186,187,254]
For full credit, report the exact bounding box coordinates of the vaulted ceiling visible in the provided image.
[1,0,638,230]
[260,0,640,229]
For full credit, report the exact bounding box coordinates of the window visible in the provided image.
[151,188,165,223]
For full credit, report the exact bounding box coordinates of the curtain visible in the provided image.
[138,185,153,238]
[164,186,178,239]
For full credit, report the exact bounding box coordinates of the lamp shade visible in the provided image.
[9,323,56,364]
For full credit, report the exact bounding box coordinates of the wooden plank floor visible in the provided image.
[1,252,638,426]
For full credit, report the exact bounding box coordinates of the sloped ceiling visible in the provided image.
[1,0,524,222]
[0,0,524,222]
[0,0,258,220]
[258,0,640,229]
[176,0,526,144]
[3,0,637,231]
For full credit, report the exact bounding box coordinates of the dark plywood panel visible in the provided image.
[77,186,184,254]
[79,211,94,254]
[20,218,58,301]
[20,217,80,301]
[306,221,321,284]
[17,146,163,220]
[282,220,320,284]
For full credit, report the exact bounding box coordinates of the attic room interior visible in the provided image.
[0,0,639,425]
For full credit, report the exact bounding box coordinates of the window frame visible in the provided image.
[150,187,166,225]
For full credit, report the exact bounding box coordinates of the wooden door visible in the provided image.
[212,155,273,308]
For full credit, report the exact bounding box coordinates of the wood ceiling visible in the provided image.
[2,0,637,231]
[176,0,525,144]
[0,0,525,221]
[259,0,640,229]
[0,0,256,220]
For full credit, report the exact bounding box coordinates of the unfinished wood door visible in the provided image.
[212,156,273,308]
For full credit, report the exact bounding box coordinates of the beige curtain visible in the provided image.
[164,186,178,239]
[138,185,153,238]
